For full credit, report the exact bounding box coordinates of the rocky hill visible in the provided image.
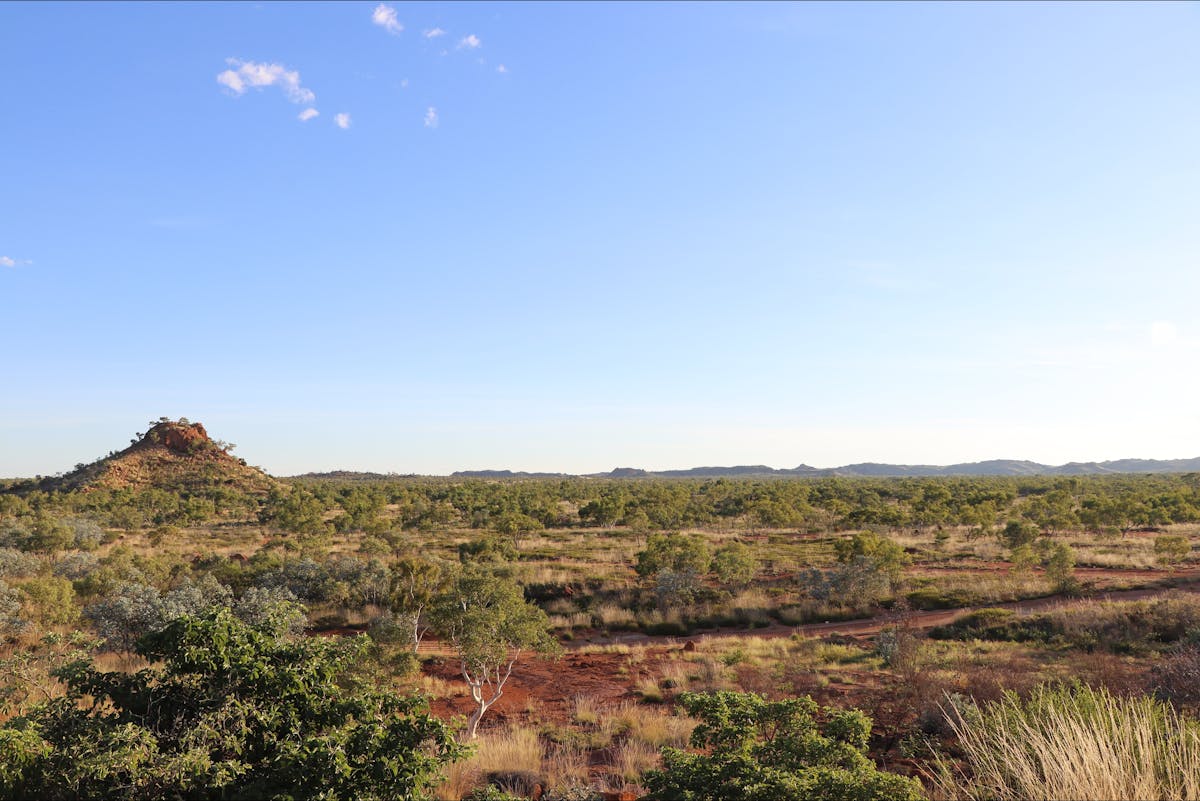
[37,419,279,494]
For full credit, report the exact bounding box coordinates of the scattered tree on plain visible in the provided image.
[430,566,559,738]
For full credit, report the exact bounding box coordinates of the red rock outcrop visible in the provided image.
[159,422,209,453]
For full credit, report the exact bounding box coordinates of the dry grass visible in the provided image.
[548,611,594,630]
[93,650,151,674]
[657,660,692,692]
[611,738,660,784]
[542,744,590,793]
[635,676,663,703]
[435,725,544,801]
[935,685,1200,801]
[571,694,601,725]
[1071,546,1157,570]
[696,634,793,663]
[415,674,467,698]
[594,602,638,628]
[609,702,694,749]
[575,642,635,655]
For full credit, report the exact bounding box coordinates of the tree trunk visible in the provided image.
[462,659,517,738]
[466,704,485,739]
[465,682,498,739]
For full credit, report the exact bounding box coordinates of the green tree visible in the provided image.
[15,577,78,628]
[1044,542,1079,595]
[635,533,712,578]
[712,542,756,588]
[833,531,908,584]
[492,512,543,537]
[636,533,714,607]
[430,567,559,738]
[389,556,448,652]
[457,535,518,565]
[1000,520,1039,549]
[27,515,72,554]
[1155,535,1191,568]
[826,531,909,605]
[1008,543,1038,576]
[0,609,463,800]
[642,691,925,801]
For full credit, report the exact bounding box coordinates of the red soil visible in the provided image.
[404,574,1200,734]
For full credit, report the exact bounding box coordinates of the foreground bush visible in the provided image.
[936,684,1200,801]
[643,690,925,801]
[0,609,464,800]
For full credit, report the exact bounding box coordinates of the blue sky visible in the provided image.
[2,1,1198,476]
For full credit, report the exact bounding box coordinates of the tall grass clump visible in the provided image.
[935,684,1200,801]
[436,726,544,800]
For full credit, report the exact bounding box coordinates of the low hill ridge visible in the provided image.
[298,457,1200,481]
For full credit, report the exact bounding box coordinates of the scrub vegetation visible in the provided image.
[3,420,1200,798]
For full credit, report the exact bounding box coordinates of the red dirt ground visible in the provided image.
[412,571,1200,730]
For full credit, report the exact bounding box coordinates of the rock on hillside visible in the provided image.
[41,419,279,494]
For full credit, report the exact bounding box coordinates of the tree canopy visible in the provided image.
[0,609,463,800]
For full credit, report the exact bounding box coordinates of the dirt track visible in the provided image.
[398,570,1200,658]
[574,569,1200,647]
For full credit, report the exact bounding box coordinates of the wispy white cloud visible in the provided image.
[298,108,319,122]
[371,4,403,34]
[217,59,315,104]
[496,64,508,74]
[0,256,30,268]
[423,27,445,39]
[424,107,438,128]
[335,112,351,129]
[400,78,409,89]
[458,34,481,49]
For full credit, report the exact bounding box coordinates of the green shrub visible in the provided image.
[906,586,980,610]
[644,620,691,637]
[0,609,464,800]
[1155,535,1191,567]
[642,691,925,801]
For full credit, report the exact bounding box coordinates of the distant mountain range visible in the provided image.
[428,457,1200,480]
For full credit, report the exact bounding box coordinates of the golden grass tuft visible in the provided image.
[934,684,1200,801]
[435,725,544,800]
